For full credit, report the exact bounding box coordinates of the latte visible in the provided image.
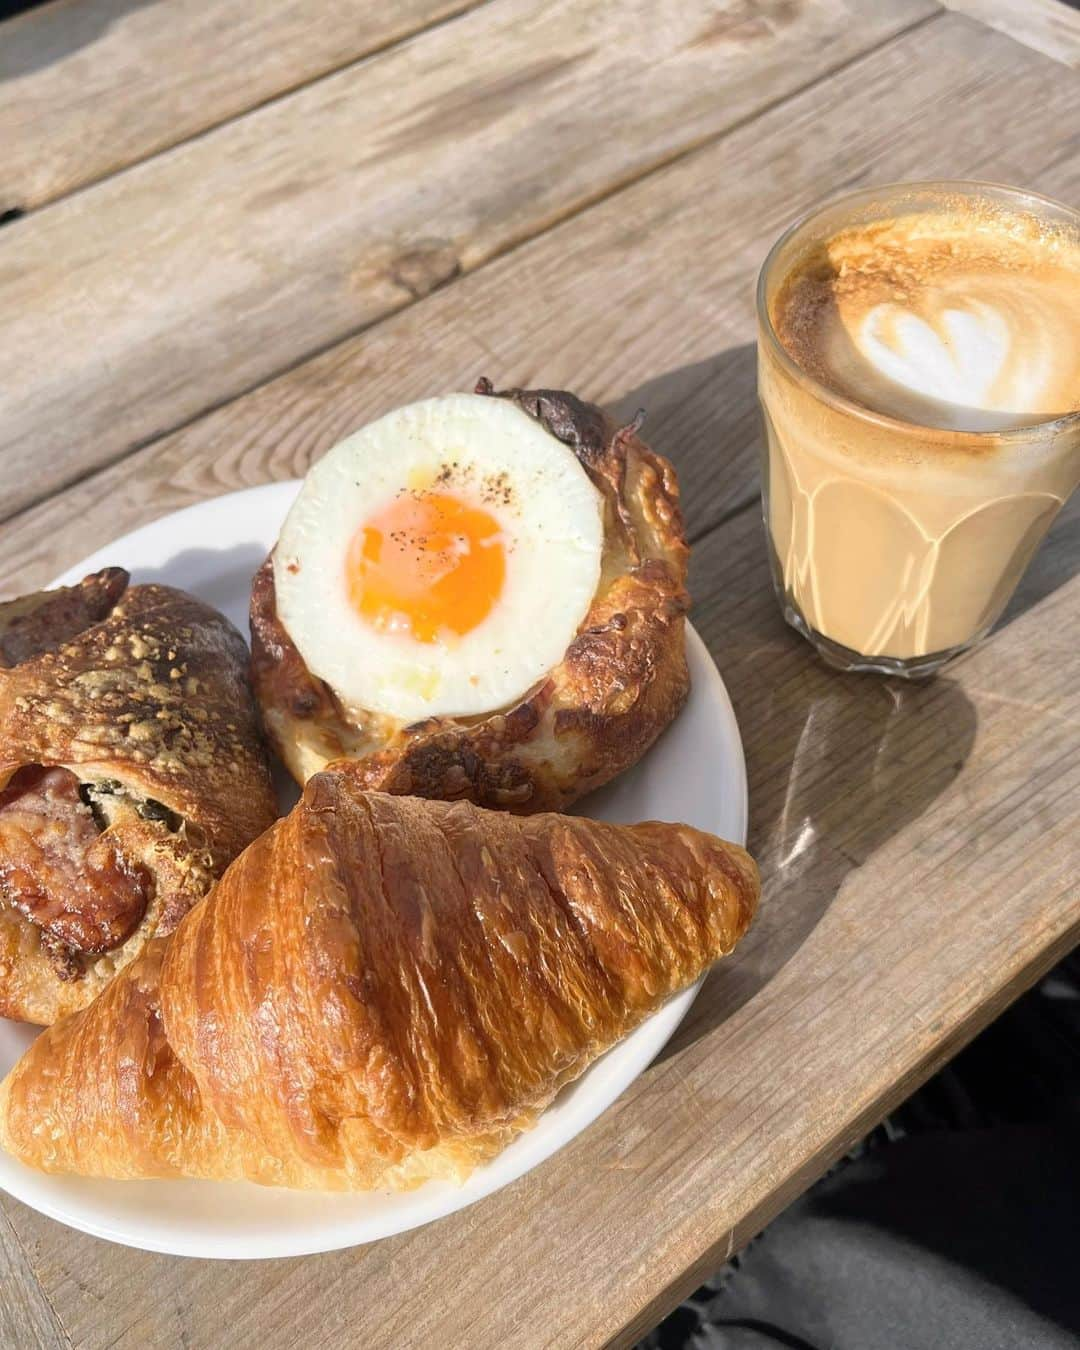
[757,183,1080,675]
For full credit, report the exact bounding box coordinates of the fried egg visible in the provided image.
[273,393,605,722]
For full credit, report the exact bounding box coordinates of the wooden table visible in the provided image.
[1,1,1079,1345]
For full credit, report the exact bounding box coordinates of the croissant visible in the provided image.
[0,569,276,1024]
[0,768,758,1190]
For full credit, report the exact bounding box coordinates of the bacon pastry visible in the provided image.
[0,769,758,1188]
[0,569,276,1024]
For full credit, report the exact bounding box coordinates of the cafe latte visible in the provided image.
[757,184,1080,674]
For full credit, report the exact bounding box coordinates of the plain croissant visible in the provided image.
[0,768,758,1190]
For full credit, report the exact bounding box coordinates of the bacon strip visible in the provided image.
[0,766,148,955]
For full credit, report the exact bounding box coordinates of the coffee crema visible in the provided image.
[758,187,1080,668]
[772,207,1080,433]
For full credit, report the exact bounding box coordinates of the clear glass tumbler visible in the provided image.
[756,181,1080,677]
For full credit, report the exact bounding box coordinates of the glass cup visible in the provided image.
[756,181,1080,677]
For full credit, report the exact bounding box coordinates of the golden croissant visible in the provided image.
[0,768,758,1190]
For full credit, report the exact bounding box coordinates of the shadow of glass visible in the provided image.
[608,348,984,1060]
[997,490,1080,631]
[656,519,978,1062]
[610,345,760,542]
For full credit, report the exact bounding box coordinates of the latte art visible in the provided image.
[774,208,1080,431]
[856,298,1038,428]
[857,301,1013,412]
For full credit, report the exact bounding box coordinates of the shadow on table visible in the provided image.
[997,492,1080,632]
[621,348,1079,1067]
[609,344,761,541]
[651,496,979,1065]
[0,0,157,81]
[660,661,978,1062]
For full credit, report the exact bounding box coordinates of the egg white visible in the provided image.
[274,393,605,723]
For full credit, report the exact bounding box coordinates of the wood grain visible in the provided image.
[0,0,484,212]
[6,10,1080,598]
[0,1203,66,1350]
[942,0,1080,66]
[0,0,936,522]
[1,16,1078,1348]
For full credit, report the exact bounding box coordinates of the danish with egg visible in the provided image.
[0,569,276,1024]
[250,380,690,810]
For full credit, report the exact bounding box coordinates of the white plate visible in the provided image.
[0,482,747,1259]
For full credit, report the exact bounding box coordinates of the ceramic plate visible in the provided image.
[0,482,747,1258]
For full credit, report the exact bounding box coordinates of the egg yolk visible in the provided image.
[345,491,505,643]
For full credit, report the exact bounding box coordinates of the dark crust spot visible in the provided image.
[378,736,539,808]
[39,931,83,982]
[475,378,609,467]
[0,568,129,669]
[250,558,336,722]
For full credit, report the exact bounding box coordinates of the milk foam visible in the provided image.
[858,302,1012,415]
[774,209,1080,432]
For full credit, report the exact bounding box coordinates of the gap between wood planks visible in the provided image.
[940,0,1080,67]
[0,0,494,217]
[0,4,943,531]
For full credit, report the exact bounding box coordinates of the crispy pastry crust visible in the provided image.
[250,381,691,811]
[0,577,277,1023]
[0,770,758,1189]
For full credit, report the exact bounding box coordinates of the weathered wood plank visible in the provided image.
[0,1198,67,1350]
[0,0,936,521]
[4,9,1080,600]
[0,0,484,212]
[942,0,1080,67]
